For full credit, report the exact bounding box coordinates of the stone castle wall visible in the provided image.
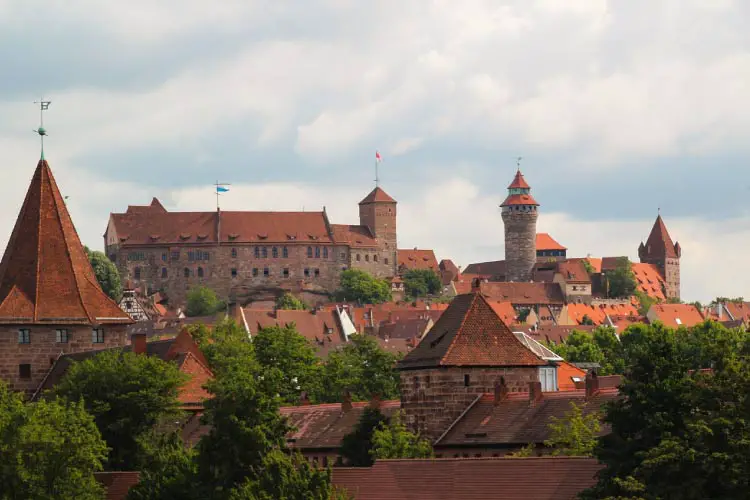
[664,257,680,300]
[400,366,539,440]
[0,324,128,394]
[502,210,538,282]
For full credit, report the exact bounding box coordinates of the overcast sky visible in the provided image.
[0,0,748,302]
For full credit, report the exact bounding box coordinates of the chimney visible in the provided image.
[131,332,147,355]
[585,371,600,399]
[528,381,543,405]
[299,391,311,406]
[494,378,509,405]
[471,278,481,293]
[369,393,382,411]
[341,390,352,413]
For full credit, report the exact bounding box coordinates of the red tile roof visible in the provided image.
[556,259,590,283]
[479,282,565,305]
[359,187,396,204]
[642,215,678,259]
[649,303,705,328]
[330,224,379,248]
[332,457,602,500]
[398,293,546,370]
[398,248,439,272]
[95,472,141,500]
[501,193,540,207]
[585,257,602,273]
[725,301,750,322]
[378,317,431,340]
[507,169,531,189]
[462,260,506,277]
[0,160,132,325]
[557,361,587,391]
[565,304,608,325]
[631,263,666,300]
[522,325,598,345]
[487,300,518,325]
[536,233,566,251]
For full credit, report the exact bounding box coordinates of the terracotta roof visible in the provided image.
[565,304,607,325]
[463,260,506,277]
[281,400,400,450]
[332,457,602,500]
[600,256,627,272]
[522,324,598,345]
[585,258,602,273]
[556,260,590,283]
[557,361,587,391]
[436,389,618,447]
[479,282,565,305]
[631,263,666,300]
[378,318,431,340]
[487,300,518,325]
[359,187,396,204]
[501,193,539,207]
[0,160,132,325]
[330,224,379,248]
[398,293,546,370]
[95,472,141,500]
[725,301,750,322]
[536,233,566,251]
[398,248,439,272]
[507,169,531,189]
[648,303,705,328]
[641,215,678,259]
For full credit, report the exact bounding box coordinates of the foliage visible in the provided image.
[711,296,745,305]
[84,245,123,302]
[517,308,531,323]
[581,259,595,275]
[53,349,187,470]
[580,314,595,326]
[337,269,392,304]
[545,327,624,375]
[665,297,683,304]
[604,257,636,298]
[508,443,535,457]
[126,431,197,500]
[0,382,107,499]
[317,335,401,403]
[403,269,442,298]
[341,407,387,466]
[191,318,254,375]
[544,402,600,456]
[371,411,433,460]
[582,321,750,499]
[253,325,322,405]
[635,290,656,317]
[275,292,308,310]
[592,326,626,375]
[186,285,225,317]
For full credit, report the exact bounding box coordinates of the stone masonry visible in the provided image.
[502,210,538,283]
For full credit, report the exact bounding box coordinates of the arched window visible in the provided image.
[262,247,268,258]
[254,247,260,258]
[184,268,190,278]
[282,246,288,258]
[307,247,313,258]
[315,247,320,258]
[197,267,204,278]
[322,247,328,259]
[384,258,389,265]
[272,247,278,258]
[356,254,361,261]
[134,267,141,280]
[365,254,370,262]
[161,267,167,278]
[373,255,378,262]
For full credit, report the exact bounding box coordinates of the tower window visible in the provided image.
[272,247,278,258]
[283,268,289,277]
[231,268,237,278]
[231,248,238,258]
[19,364,31,379]
[56,329,69,343]
[92,328,105,344]
[161,267,168,278]
[283,247,288,258]
[18,329,30,344]
[464,374,471,387]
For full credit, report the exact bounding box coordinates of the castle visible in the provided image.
[104,187,399,305]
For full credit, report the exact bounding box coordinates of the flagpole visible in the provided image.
[375,158,379,187]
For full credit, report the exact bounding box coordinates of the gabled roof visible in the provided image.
[398,248,439,272]
[398,293,546,370]
[359,187,396,204]
[478,282,565,305]
[641,215,678,259]
[631,263,666,300]
[536,233,566,251]
[507,169,531,189]
[648,303,704,328]
[556,260,590,283]
[330,224,379,248]
[0,160,132,325]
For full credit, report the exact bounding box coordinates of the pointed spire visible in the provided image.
[643,214,678,259]
[0,159,132,324]
[507,169,531,190]
[359,186,396,204]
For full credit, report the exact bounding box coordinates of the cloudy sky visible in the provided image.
[0,0,748,302]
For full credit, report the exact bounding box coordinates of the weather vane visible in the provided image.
[33,99,51,159]
[516,156,522,169]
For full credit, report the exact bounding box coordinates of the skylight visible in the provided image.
[513,331,563,361]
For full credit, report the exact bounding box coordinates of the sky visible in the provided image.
[0,0,748,303]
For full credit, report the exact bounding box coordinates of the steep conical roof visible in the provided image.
[507,170,530,189]
[0,160,132,325]
[643,215,678,259]
[359,187,396,204]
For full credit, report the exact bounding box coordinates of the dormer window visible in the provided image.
[228,233,239,240]
[179,233,191,240]
[308,234,319,241]
[258,234,268,240]
[287,234,297,240]
[197,233,208,240]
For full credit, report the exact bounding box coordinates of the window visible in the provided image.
[252,268,259,277]
[19,364,31,379]
[282,247,288,258]
[161,252,168,262]
[315,247,320,258]
[18,329,30,344]
[55,329,69,343]
[322,247,328,259]
[127,252,146,261]
[283,268,289,278]
[197,267,204,278]
[272,247,278,258]
[356,254,361,261]
[134,267,141,280]
[161,267,168,278]
[231,248,238,258]
[92,328,105,344]
[365,254,370,262]
[188,250,211,261]
[263,267,270,277]
[171,250,180,261]
[373,255,378,262]
[184,268,190,278]
[304,268,310,277]
[464,374,471,387]
[314,268,320,277]
[307,247,313,258]
[384,258,389,265]
[262,247,268,258]
[539,366,557,392]
[231,268,238,278]
[254,247,260,258]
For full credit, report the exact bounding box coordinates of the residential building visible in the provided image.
[397,248,439,275]
[646,303,705,328]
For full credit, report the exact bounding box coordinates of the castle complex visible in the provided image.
[501,170,539,282]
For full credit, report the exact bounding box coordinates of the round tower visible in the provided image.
[501,170,539,282]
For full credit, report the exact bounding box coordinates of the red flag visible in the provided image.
[375,151,382,162]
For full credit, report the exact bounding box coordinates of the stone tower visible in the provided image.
[638,214,681,300]
[501,170,539,282]
[359,187,398,276]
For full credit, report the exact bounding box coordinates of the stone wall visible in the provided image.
[400,366,540,440]
[664,257,680,300]
[0,324,128,394]
[502,210,538,283]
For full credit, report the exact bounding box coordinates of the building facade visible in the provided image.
[501,170,539,283]
[638,214,681,300]
[104,187,398,305]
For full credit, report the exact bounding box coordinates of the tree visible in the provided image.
[604,257,636,298]
[371,411,433,460]
[337,269,392,304]
[546,330,605,367]
[403,269,442,298]
[544,401,600,456]
[317,335,401,403]
[53,350,187,470]
[582,259,595,275]
[84,246,123,302]
[508,443,535,457]
[580,314,595,326]
[340,407,387,466]
[592,326,625,375]
[253,325,322,405]
[186,285,225,317]
[635,290,656,317]
[0,383,108,499]
[275,292,307,310]
[126,430,197,500]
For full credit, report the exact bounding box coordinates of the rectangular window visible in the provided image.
[539,367,557,392]
[315,247,321,258]
[161,267,168,278]
[161,253,168,262]
[262,247,268,258]
[252,268,259,277]
[171,250,180,261]
[55,329,69,343]
[283,268,289,278]
[231,248,238,258]
[18,329,30,344]
[19,364,31,379]
[282,247,288,258]
[92,328,105,344]
[263,267,269,277]
[254,247,260,258]
[464,374,470,387]
[231,268,238,278]
[304,268,310,277]
[314,268,320,277]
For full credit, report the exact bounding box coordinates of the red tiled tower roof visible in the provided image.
[398,292,545,370]
[359,186,396,204]
[640,215,679,259]
[0,160,132,325]
[500,169,539,207]
[507,169,530,189]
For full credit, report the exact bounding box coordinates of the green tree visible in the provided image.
[0,383,108,499]
[253,325,322,405]
[340,407,387,466]
[544,401,600,456]
[508,443,535,457]
[635,290,656,317]
[193,318,255,376]
[186,285,225,317]
[545,330,605,367]
[604,257,636,298]
[126,430,197,500]
[592,326,625,375]
[84,246,123,302]
[275,292,308,310]
[580,314,595,326]
[53,350,187,470]
[337,269,392,304]
[317,335,401,403]
[582,259,595,275]
[403,269,442,298]
[371,411,433,460]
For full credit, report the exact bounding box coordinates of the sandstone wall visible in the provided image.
[502,210,538,283]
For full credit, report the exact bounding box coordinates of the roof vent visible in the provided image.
[228,233,239,240]
[179,234,191,240]
[287,234,297,240]
[197,233,208,240]
[257,233,268,240]
[308,234,319,241]
[119,236,129,242]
